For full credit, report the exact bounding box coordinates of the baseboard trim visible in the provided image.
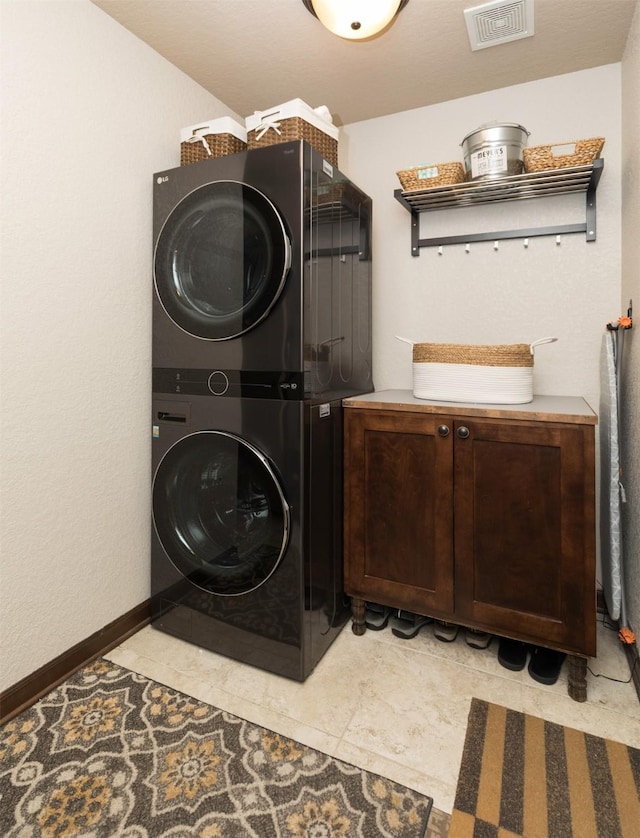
[0,600,151,726]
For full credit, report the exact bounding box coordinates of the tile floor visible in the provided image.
[105,612,640,822]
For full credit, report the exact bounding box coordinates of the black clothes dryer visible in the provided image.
[152,141,372,400]
[150,385,349,681]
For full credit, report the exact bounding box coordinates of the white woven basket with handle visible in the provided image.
[396,337,557,404]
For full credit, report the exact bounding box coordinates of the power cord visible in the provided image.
[586,612,638,685]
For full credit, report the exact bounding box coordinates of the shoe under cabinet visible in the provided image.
[342,390,597,702]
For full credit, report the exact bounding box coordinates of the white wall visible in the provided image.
[341,66,621,416]
[621,1,640,653]
[1,2,635,695]
[0,0,238,691]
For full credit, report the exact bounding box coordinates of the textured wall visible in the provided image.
[620,2,640,654]
[340,66,622,416]
[0,0,237,691]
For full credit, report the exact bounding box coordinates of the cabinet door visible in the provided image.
[344,409,454,614]
[454,418,596,656]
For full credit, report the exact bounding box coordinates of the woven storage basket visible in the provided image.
[523,137,605,173]
[181,134,246,165]
[396,162,465,191]
[399,338,557,405]
[413,343,533,367]
[246,99,339,166]
[180,117,247,166]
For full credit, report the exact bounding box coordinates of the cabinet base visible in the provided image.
[568,655,588,702]
[351,597,366,636]
[349,597,589,702]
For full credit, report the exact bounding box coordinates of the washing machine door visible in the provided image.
[153,431,290,595]
[154,181,292,340]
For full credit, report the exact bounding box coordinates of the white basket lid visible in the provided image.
[246,98,339,140]
[180,116,247,143]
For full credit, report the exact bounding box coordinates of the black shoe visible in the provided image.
[528,646,566,685]
[390,611,432,639]
[364,602,392,630]
[433,621,459,642]
[465,628,492,649]
[498,637,529,671]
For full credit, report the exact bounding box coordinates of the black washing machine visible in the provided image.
[150,384,348,681]
[150,141,372,679]
[152,140,372,400]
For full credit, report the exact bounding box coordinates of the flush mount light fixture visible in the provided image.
[302,0,409,40]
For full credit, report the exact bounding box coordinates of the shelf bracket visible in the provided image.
[411,211,420,256]
[585,172,597,241]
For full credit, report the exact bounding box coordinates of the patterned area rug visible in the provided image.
[449,697,640,837]
[0,658,433,837]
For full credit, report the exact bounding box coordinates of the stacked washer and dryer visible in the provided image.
[150,140,373,680]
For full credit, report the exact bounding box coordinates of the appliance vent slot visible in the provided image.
[464,0,534,51]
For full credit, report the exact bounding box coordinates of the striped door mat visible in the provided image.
[449,698,640,837]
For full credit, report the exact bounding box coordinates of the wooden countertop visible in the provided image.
[342,390,598,425]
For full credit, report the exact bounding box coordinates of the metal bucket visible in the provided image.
[461,122,530,181]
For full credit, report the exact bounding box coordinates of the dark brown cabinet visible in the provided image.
[343,391,597,700]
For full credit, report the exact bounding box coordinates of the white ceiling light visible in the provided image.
[464,0,534,51]
[302,0,409,40]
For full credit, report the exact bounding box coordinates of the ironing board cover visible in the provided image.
[599,330,621,620]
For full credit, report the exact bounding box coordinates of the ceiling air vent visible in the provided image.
[464,0,534,51]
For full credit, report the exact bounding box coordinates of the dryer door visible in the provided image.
[154,181,292,340]
[153,431,290,595]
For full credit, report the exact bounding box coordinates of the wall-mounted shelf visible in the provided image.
[394,158,604,255]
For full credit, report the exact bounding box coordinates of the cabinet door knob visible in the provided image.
[457,426,470,439]
[437,424,450,437]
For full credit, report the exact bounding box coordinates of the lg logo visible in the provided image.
[156,176,169,185]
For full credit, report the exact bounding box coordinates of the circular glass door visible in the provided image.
[153,431,290,595]
[154,181,292,340]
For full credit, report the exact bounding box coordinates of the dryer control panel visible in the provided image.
[153,368,304,400]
